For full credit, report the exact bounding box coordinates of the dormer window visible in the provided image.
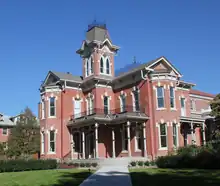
[100,56,111,75]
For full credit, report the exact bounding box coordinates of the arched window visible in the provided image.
[86,60,89,76]
[100,57,104,73]
[132,87,140,112]
[106,58,110,74]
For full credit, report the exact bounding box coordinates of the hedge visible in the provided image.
[156,145,220,169]
[0,159,57,172]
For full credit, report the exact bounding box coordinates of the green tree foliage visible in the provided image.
[6,107,40,159]
[210,94,220,140]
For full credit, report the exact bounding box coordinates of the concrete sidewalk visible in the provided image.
[79,166,132,186]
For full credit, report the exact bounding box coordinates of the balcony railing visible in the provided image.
[70,105,146,120]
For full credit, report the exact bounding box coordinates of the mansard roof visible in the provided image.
[0,114,16,126]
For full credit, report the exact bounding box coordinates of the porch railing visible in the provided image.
[70,105,146,120]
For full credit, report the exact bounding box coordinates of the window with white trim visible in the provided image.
[49,130,55,153]
[100,56,111,75]
[87,95,94,115]
[159,124,167,148]
[119,94,126,112]
[122,125,128,151]
[157,87,165,108]
[85,57,93,77]
[132,87,140,111]
[103,96,110,114]
[49,97,56,117]
[170,87,175,108]
[173,123,178,148]
[135,129,142,151]
[41,99,45,119]
[41,132,45,154]
[2,127,7,135]
[190,99,196,111]
[74,99,81,118]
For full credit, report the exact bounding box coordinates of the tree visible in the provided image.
[6,107,40,159]
[210,94,220,140]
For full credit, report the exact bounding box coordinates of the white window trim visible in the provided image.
[156,86,165,110]
[86,95,94,115]
[100,56,111,76]
[85,56,94,77]
[48,129,57,154]
[131,87,140,112]
[119,94,126,112]
[73,98,82,118]
[172,123,179,148]
[158,123,168,150]
[121,125,128,153]
[2,127,8,136]
[48,96,56,118]
[170,86,176,110]
[41,99,45,119]
[190,99,196,111]
[41,131,45,155]
[103,96,110,114]
[135,129,142,152]
[180,97,186,116]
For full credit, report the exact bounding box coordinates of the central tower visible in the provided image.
[76,22,119,80]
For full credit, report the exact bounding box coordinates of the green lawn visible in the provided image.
[130,168,220,186]
[0,169,92,186]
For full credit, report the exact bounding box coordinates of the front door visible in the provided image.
[85,133,95,159]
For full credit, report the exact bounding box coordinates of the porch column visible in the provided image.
[71,130,74,160]
[142,122,147,157]
[190,122,195,144]
[82,131,85,159]
[127,121,131,157]
[112,128,116,158]
[95,123,99,158]
[202,122,206,145]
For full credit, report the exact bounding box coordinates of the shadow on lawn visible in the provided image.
[130,169,220,186]
[44,169,220,186]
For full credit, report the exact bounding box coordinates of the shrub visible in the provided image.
[144,161,150,166]
[73,162,79,167]
[137,161,144,167]
[130,161,136,167]
[177,145,199,156]
[80,162,85,167]
[85,163,91,168]
[0,159,57,173]
[91,162,98,167]
[149,161,156,166]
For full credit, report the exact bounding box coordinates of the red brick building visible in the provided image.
[39,23,215,160]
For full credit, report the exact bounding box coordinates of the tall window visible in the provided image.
[180,98,186,116]
[157,87,164,108]
[2,127,7,135]
[106,58,110,74]
[190,99,196,111]
[122,125,128,151]
[41,100,45,119]
[74,99,81,118]
[104,96,109,114]
[49,130,55,153]
[173,123,178,148]
[133,87,140,111]
[87,96,94,115]
[120,94,126,112]
[41,132,45,154]
[49,97,56,117]
[159,124,167,148]
[100,57,104,73]
[135,130,142,151]
[85,57,93,77]
[170,87,175,108]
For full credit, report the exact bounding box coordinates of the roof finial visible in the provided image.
[133,56,137,64]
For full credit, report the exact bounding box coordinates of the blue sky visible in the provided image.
[0,0,219,116]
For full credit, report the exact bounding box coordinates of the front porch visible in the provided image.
[180,116,206,146]
[69,121,149,160]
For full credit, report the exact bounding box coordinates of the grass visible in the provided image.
[130,168,220,186]
[0,169,92,186]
